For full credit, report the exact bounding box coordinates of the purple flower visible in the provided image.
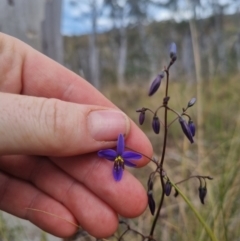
[98,134,142,181]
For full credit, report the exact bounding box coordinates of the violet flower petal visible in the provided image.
[98,149,116,161]
[124,160,137,167]
[122,151,142,161]
[113,165,123,181]
[117,134,124,155]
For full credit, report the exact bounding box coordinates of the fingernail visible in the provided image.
[87,110,130,141]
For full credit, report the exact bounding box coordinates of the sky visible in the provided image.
[61,0,175,36]
[61,0,111,35]
[61,0,240,36]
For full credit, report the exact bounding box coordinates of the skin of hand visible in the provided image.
[0,33,153,238]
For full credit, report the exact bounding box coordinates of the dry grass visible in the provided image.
[1,76,240,241]
[102,75,240,241]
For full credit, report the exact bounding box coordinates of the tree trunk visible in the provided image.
[182,34,194,82]
[0,0,46,51]
[0,0,63,64]
[214,4,226,76]
[42,0,63,64]
[88,0,100,89]
[117,24,127,89]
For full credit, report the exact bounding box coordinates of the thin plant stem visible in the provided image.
[175,175,213,185]
[148,67,170,238]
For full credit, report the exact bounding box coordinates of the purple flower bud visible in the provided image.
[152,116,160,134]
[188,120,196,137]
[148,178,154,191]
[147,191,155,215]
[170,42,177,59]
[179,117,194,143]
[148,73,164,96]
[139,111,145,125]
[199,186,207,204]
[174,189,179,197]
[164,181,172,196]
[188,97,197,107]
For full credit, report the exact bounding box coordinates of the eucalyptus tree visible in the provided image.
[69,0,101,89]
[103,0,170,88]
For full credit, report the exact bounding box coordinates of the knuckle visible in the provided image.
[38,98,73,153]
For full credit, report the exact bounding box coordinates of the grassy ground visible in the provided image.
[103,75,240,241]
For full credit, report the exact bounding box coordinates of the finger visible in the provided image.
[0,93,130,155]
[0,171,77,237]
[0,155,118,238]
[0,32,113,104]
[51,154,148,218]
[0,155,147,219]
[0,154,147,218]
[0,33,153,160]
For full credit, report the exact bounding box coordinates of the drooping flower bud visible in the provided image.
[139,112,145,125]
[170,42,177,60]
[174,189,179,197]
[198,186,207,204]
[188,97,197,108]
[179,117,194,143]
[148,191,155,215]
[164,181,172,196]
[148,178,154,191]
[148,73,164,96]
[147,177,155,215]
[188,120,196,137]
[136,108,146,125]
[152,115,160,134]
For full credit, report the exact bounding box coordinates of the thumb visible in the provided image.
[0,93,130,156]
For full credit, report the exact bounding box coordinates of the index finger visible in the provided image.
[0,33,153,160]
[0,33,114,106]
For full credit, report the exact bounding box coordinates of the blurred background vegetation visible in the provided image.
[0,0,240,240]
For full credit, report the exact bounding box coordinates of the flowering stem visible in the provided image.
[149,68,170,238]
[171,182,218,241]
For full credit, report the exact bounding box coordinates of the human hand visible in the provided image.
[0,33,153,238]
